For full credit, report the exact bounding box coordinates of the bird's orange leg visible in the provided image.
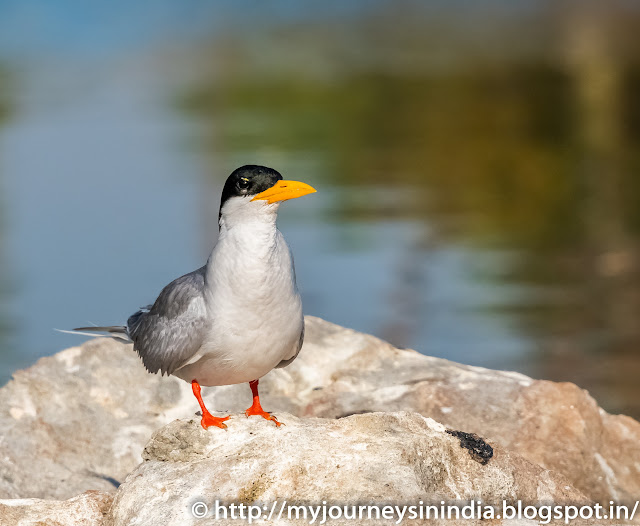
[245,379,283,426]
[191,379,230,430]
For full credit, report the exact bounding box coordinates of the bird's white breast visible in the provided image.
[174,218,303,386]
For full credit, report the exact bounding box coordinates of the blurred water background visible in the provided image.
[1,1,639,418]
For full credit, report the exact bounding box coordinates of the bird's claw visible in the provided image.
[245,407,284,427]
[201,413,230,430]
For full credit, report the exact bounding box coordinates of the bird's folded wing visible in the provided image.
[127,266,208,376]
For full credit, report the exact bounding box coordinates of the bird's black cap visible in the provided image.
[219,165,283,220]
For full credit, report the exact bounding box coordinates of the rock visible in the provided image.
[0,338,193,499]
[0,490,112,526]
[285,320,640,503]
[107,413,593,526]
[288,333,640,504]
[0,316,638,505]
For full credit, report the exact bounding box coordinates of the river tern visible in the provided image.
[71,165,316,429]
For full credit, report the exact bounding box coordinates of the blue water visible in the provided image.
[0,55,528,382]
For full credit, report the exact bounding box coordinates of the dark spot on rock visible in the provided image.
[312,386,323,391]
[237,472,270,503]
[404,377,434,386]
[446,429,493,465]
[336,410,374,418]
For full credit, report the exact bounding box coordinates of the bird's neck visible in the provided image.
[217,208,278,245]
[216,217,278,249]
[206,205,281,283]
[217,197,280,234]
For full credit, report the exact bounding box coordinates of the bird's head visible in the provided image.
[218,165,316,228]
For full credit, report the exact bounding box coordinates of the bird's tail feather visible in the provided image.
[55,325,131,343]
[73,325,127,334]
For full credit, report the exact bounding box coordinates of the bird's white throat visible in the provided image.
[207,194,296,301]
[218,195,281,234]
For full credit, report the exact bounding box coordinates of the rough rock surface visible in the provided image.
[0,316,638,505]
[0,490,112,526]
[291,321,640,504]
[107,413,591,526]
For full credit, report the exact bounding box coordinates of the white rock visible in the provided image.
[0,490,112,526]
[0,316,638,507]
[106,413,591,526]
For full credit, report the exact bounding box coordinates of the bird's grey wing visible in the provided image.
[127,266,207,376]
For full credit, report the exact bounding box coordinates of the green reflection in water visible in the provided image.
[177,8,640,417]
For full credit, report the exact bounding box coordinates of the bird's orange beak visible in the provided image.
[251,180,316,204]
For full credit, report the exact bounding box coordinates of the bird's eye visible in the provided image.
[237,178,250,190]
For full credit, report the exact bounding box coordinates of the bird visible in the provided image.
[70,165,316,429]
